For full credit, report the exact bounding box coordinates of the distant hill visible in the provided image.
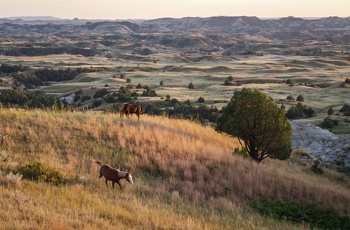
[2,16,63,21]
[0,15,349,43]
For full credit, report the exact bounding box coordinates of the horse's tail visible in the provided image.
[139,106,143,114]
[94,160,102,166]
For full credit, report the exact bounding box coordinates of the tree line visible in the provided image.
[0,88,65,110]
[0,47,100,57]
[2,65,92,88]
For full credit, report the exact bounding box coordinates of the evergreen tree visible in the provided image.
[216,88,292,162]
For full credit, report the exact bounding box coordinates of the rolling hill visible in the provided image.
[0,109,349,229]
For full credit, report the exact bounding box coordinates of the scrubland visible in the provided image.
[1,108,349,229]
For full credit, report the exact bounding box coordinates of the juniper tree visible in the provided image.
[216,88,292,162]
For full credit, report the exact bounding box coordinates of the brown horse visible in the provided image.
[94,160,133,189]
[120,103,143,121]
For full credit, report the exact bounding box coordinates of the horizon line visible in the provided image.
[1,15,348,21]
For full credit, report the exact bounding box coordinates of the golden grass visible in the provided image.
[0,109,349,229]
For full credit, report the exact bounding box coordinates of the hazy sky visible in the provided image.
[2,0,349,20]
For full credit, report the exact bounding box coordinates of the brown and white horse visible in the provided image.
[94,160,133,189]
[120,103,143,121]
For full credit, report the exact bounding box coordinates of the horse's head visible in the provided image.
[126,173,133,184]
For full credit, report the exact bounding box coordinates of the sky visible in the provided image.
[1,0,349,20]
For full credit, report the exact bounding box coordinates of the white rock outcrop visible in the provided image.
[291,120,350,174]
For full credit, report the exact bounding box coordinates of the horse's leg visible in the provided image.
[136,113,140,122]
[117,181,122,190]
[105,179,108,188]
[112,181,115,189]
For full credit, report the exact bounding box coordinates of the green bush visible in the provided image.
[17,161,65,185]
[93,88,109,98]
[142,87,157,97]
[224,79,232,85]
[327,107,334,115]
[311,160,324,174]
[197,97,205,103]
[321,117,339,129]
[81,95,92,102]
[251,196,350,230]
[296,95,304,102]
[340,103,350,116]
[286,95,294,100]
[92,99,103,108]
[286,79,294,86]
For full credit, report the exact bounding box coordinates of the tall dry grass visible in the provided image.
[0,108,349,229]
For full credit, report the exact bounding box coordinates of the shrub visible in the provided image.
[105,95,118,103]
[92,99,103,108]
[286,79,294,86]
[311,160,324,174]
[327,107,334,115]
[142,87,157,97]
[321,117,338,129]
[197,97,205,103]
[81,95,92,102]
[93,88,109,98]
[188,82,194,89]
[169,98,180,106]
[17,161,65,185]
[224,79,232,85]
[304,107,316,117]
[165,95,171,101]
[285,103,315,119]
[74,94,81,102]
[296,95,304,102]
[340,103,350,116]
[286,95,294,101]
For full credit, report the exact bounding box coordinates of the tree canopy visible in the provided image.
[216,88,292,162]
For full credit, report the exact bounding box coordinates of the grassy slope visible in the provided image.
[0,109,349,229]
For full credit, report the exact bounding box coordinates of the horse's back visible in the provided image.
[100,164,119,180]
[120,103,142,121]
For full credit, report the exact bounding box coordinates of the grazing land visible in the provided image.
[0,16,350,229]
[1,109,350,229]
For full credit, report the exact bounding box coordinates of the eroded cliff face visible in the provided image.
[291,120,350,175]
